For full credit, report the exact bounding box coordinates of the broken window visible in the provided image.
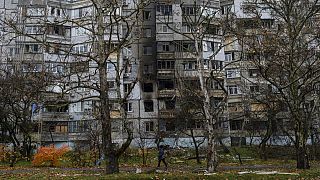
[143,10,151,20]
[143,83,153,92]
[144,100,154,112]
[165,100,175,109]
[158,79,174,90]
[165,121,175,131]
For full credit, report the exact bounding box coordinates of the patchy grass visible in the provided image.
[0,167,320,179]
[1,146,320,179]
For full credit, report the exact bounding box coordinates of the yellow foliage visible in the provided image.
[32,144,69,167]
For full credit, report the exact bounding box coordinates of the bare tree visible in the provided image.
[0,0,147,173]
[236,0,320,169]
[0,65,49,164]
[156,0,232,172]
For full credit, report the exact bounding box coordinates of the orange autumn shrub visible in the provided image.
[32,145,69,167]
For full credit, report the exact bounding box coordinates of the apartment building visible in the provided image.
[1,0,319,148]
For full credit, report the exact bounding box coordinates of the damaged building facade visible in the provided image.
[1,0,319,148]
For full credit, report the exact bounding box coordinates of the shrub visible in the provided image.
[32,145,69,167]
[64,149,99,167]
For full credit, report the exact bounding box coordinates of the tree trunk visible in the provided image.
[190,129,201,164]
[259,141,267,161]
[207,134,218,172]
[106,151,119,173]
[295,114,310,169]
[195,145,201,164]
[142,148,146,165]
[296,144,310,169]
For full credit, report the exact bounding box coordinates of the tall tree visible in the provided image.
[1,0,146,173]
[157,0,230,172]
[238,0,320,169]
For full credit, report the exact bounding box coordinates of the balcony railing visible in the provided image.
[159,109,175,118]
[158,89,176,98]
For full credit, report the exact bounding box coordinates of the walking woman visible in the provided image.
[157,145,168,170]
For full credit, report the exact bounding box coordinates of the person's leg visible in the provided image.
[157,158,161,167]
[162,158,168,168]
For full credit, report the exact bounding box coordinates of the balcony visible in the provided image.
[40,132,69,142]
[157,70,175,79]
[159,109,175,118]
[156,33,174,41]
[158,89,176,98]
[40,112,70,121]
[157,52,175,59]
[175,52,197,59]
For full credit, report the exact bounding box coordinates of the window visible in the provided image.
[70,61,89,73]
[143,11,151,20]
[106,62,115,71]
[249,85,259,93]
[166,121,175,131]
[25,26,42,34]
[212,60,223,70]
[27,8,44,16]
[72,44,88,54]
[225,52,234,61]
[143,28,152,37]
[159,24,168,32]
[156,5,172,15]
[124,83,131,94]
[74,27,88,36]
[230,120,243,130]
[158,60,175,69]
[145,121,154,132]
[143,83,153,92]
[211,80,224,90]
[55,125,68,133]
[50,63,64,74]
[159,80,174,90]
[249,69,259,77]
[183,61,197,70]
[50,7,55,15]
[22,64,42,72]
[158,42,167,52]
[25,44,40,53]
[221,5,232,15]
[144,101,154,112]
[165,100,175,110]
[108,81,115,89]
[143,64,153,74]
[228,85,240,95]
[182,24,192,33]
[262,19,274,29]
[143,46,152,55]
[124,102,133,112]
[74,6,92,18]
[124,63,132,74]
[226,69,240,78]
[211,97,223,108]
[158,42,171,52]
[182,6,196,15]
